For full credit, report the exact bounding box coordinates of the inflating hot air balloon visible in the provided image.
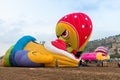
[81,46,110,61]
[2,12,93,67]
[81,46,110,66]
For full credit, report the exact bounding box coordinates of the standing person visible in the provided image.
[78,59,83,67]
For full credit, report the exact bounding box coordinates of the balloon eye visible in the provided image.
[57,35,60,38]
[62,30,68,38]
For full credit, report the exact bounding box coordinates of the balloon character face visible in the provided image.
[95,46,110,60]
[56,12,93,52]
[56,22,78,51]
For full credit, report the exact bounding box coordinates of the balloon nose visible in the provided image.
[51,39,67,51]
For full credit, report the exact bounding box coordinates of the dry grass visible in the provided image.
[0,61,120,80]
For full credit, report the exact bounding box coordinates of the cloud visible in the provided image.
[0,0,120,56]
[83,0,120,40]
[0,28,23,43]
[0,19,5,24]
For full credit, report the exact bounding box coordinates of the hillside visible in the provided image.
[85,34,120,55]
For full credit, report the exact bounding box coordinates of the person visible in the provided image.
[118,61,120,67]
[78,59,83,67]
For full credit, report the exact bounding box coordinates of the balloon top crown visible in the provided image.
[95,46,108,54]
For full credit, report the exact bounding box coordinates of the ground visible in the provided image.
[0,61,120,80]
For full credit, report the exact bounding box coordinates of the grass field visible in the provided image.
[0,61,120,80]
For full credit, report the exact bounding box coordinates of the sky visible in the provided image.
[0,0,120,56]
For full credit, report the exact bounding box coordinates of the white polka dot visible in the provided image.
[64,16,67,18]
[85,17,88,20]
[85,36,87,39]
[74,15,77,18]
[82,25,85,28]
[90,25,92,28]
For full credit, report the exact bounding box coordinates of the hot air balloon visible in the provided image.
[56,12,93,57]
[2,12,93,67]
[81,46,110,66]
